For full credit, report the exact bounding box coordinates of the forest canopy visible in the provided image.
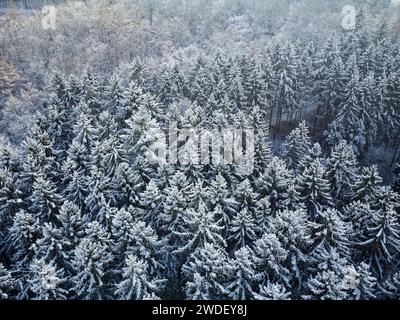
[0,0,400,300]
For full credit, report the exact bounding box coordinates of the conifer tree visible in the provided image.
[303,247,349,300]
[229,207,259,249]
[138,180,163,228]
[190,58,211,107]
[0,264,14,299]
[325,141,359,202]
[175,200,225,256]
[108,162,139,209]
[183,243,231,300]
[26,259,68,300]
[381,272,400,299]
[352,165,383,202]
[208,174,237,235]
[228,61,246,112]
[346,262,377,300]
[253,282,291,300]
[28,175,61,222]
[297,158,333,220]
[114,255,164,300]
[327,65,366,153]
[285,121,312,171]
[358,205,400,278]
[253,233,290,286]
[268,209,313,290]
[6,210,40,271]
[71,237,113,300]
[273,44,299,131]
[257,157,292,217]
[227,246,256,300]
[313,208,352,256]
[0,168,23,241]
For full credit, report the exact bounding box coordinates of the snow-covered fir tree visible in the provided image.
[114,255,165,300]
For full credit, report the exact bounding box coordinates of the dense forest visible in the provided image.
[0,0,400,300]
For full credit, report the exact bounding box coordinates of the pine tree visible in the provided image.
[20,126,59,192]
[229,207,259,250]
[268,209,313,290]
[108,162,139,209]
[26,259,68,300]
[175,200,225,256]
[158,65,185,106]
[71,237,113,300]
[358,205,400,278]
[313,208,352,256]
[63,169,88,211]
[91,112,127,177]
[123,106,161,159]
[359,74,377,151]
[114,255,165,300]
[395,162,400,193]
[128,221,165,278]
[64,75,82,109]
[297,158,333,220]
[72,103,96,152]
[227,246,256,300]
[273,43,299,131]
[138,179,163,228]
[104,76,126,125]
[227,61,246,112]
[94,195,117,232]
[325,141,359,202]
[303,246,350,300]
[253,233,290,286]
[246,61,265,108]
[233,179,260,217]
[7,210,41,270]
[327,65,366,154]
[257,157,292,217]
[140,92,165,122]
[185,182,210,211]
[343,201,374,249]
[81,70,101,111]
[184,272,211,300]
[314,53,345,127]
[28,175,61,222]
[55,201,85,272]
[298,143,323,174]
[0,264,13,299]
[303,270,348,300]
[62,139,92,182]
[252,128,273,178]
[159,185,188,252]
[183,243,231,300]
[34,222,70,271]
[111,208,135,267]
[381,272,400,299]
[285,121,312,171]
[118,82,146,127]
[253,282,291,300]
[352,165,383,202]
[208,173,237,235]
[190,58,211,107]
[346,262,377,300]
[46,99,73,160]
[375,72,398,145]
[371,186,400,214]
[85,166,111,219]
[0,167,23,242]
